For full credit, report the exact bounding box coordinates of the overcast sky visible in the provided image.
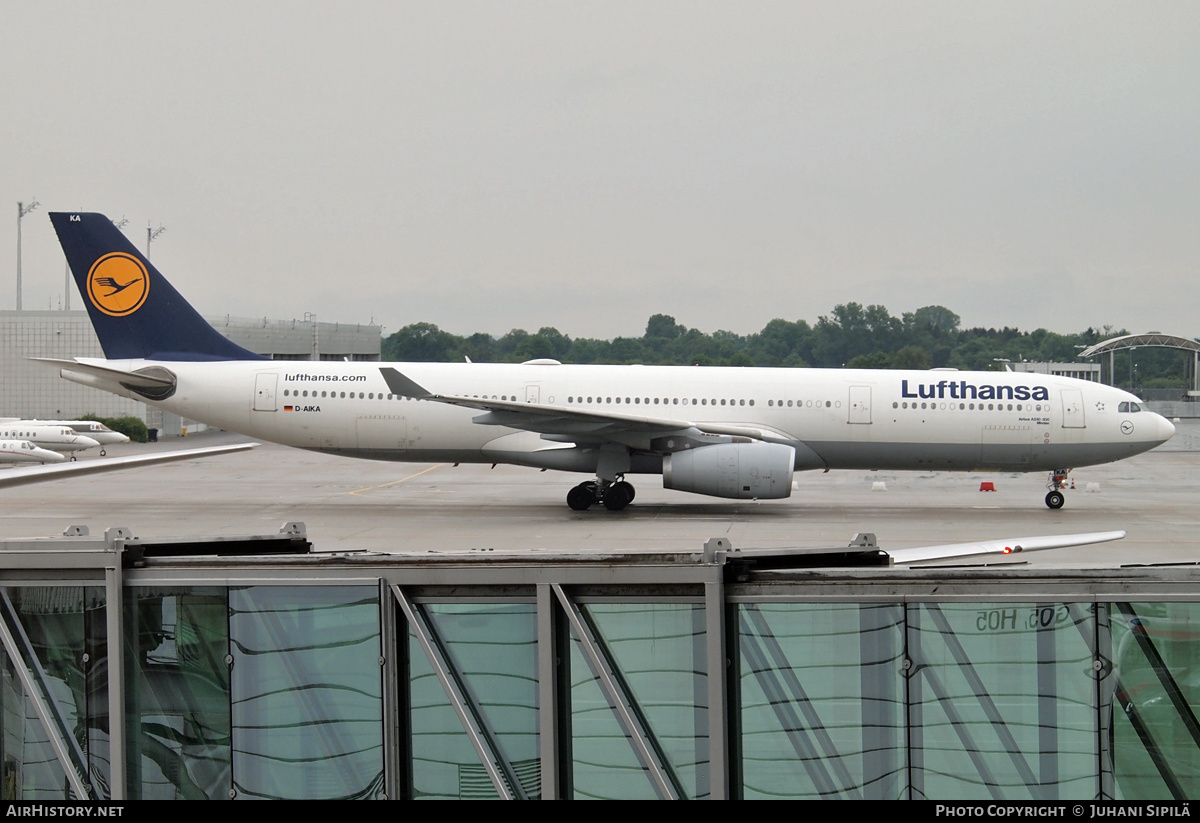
[2,2,1197,341]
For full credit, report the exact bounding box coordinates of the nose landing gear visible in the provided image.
[1045,469,1071,509]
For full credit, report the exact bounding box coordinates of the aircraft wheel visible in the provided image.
[70,455,77,462]
[567,483,596,511]
[1045,490,1065,510]
[100,449,106,456]
[603,482,633,511]
[614,480,635,502]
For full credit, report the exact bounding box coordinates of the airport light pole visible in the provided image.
[16,199,39,311]
[146,222,165,255]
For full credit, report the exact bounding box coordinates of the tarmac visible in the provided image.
[0,419,1197,566]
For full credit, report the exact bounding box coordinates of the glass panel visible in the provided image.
[0,586,92,800]
[583,603,707,798]
[908,602,1097,800]
[124,587,230,800]
[230,586,383,800]
[0,647,60,799]
[409,603,538,799]
[737,603,905,799]
[83,586,109,797]
[569,621,659,800]
[1109,602,1200,799]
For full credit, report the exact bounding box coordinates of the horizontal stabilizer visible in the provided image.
[31,358,175,388]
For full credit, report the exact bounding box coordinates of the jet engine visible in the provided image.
[662,442,795,499]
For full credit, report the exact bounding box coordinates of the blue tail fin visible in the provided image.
[50,212,265,361]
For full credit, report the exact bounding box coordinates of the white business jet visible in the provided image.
[0,423,100,460]
[0,419,131,455]
[0,440,68,465]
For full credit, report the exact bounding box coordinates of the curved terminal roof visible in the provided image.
[1078,333,1200,359]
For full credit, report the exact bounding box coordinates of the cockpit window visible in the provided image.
[1118,402,1143,413]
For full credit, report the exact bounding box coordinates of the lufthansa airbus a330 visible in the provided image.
[42,212,1174,511]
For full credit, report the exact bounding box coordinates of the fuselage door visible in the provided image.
[253,373,278,412]
[1061,389,1085,428]
[848,386,872,424]
[525,384,540,404]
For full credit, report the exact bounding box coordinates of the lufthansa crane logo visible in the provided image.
[86,253,149,317]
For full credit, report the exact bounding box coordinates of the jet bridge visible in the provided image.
[0,526,1197,800]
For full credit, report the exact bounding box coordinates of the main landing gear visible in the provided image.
[1045,469,1070,510]
[567,478,636,512]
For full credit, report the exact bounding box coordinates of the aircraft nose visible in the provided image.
[1157,414,1176,443]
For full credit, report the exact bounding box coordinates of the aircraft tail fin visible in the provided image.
[49,212,265,361]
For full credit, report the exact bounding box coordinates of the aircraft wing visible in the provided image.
[888,530,1126,565]
[379,367,796,452]
[0,443,258,489]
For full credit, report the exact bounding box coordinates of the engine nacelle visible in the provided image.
[663,442,795,499]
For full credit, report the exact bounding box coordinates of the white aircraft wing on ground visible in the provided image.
[0,442,258,489]
[888,530,1126,565]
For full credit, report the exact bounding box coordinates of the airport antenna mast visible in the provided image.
[16,200,39,311]
[146,221,166,255]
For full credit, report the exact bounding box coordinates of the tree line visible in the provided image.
[382,303,1189,389]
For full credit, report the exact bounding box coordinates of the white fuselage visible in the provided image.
[0,440,69,464]
[65,359,1175,477]
[0,424,101,454]
[1,420,131,446]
